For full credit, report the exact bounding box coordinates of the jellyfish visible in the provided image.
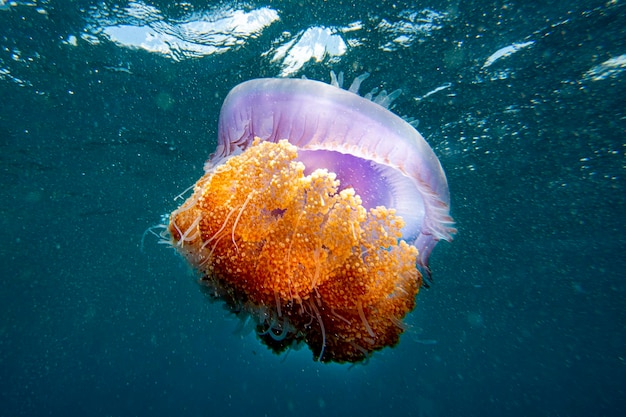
[168,74,455,363]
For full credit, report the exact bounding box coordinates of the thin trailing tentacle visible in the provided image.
[231,191,255,252]
[308,298,326,362]
[357,300,375,338]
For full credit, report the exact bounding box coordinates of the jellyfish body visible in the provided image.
[169,75,454,363]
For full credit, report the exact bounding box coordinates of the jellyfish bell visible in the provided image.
[168,74,455,363]
[214,76,455,270]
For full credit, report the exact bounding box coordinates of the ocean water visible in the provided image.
[1,1,624,416]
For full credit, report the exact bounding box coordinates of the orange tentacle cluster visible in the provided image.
[169,139,422,363]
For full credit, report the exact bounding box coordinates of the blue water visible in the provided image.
[1,1,625,416]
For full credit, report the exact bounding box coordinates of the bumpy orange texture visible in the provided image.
[169,139,422,363]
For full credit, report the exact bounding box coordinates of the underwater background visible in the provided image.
[1,0,624,416]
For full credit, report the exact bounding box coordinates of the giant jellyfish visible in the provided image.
[168,74,455,363]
